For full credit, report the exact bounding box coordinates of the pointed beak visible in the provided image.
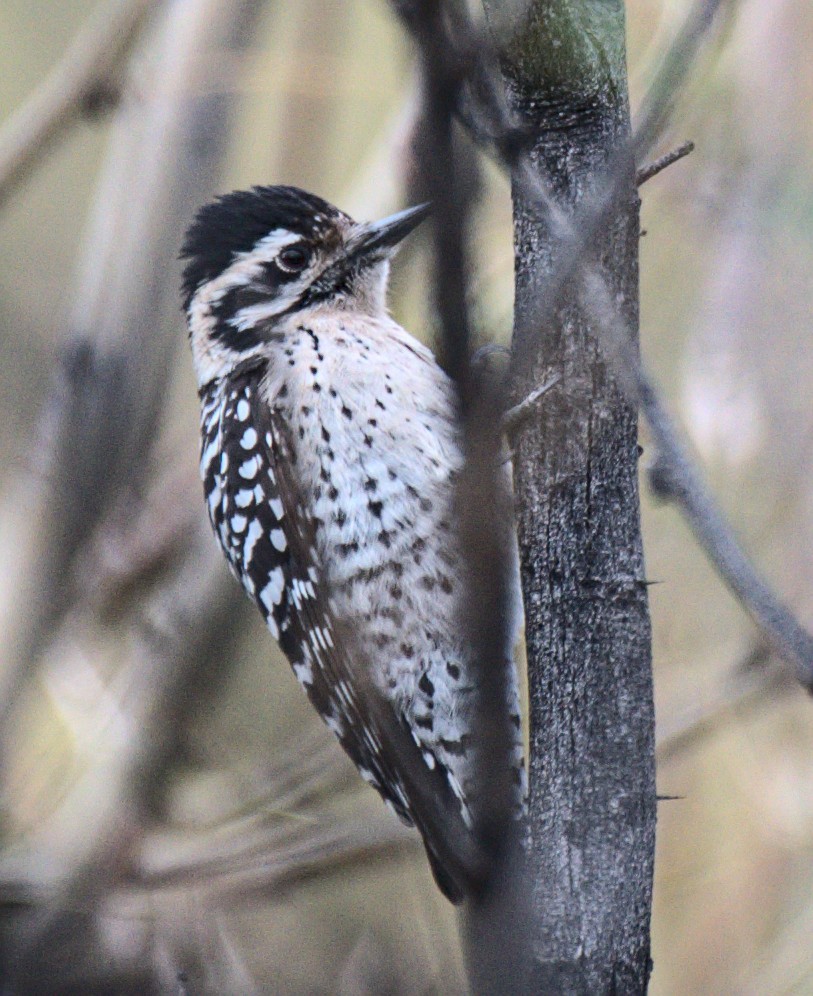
[302,202,430,305]
[347,202,431,261]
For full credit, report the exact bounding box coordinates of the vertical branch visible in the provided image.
[392,1,530,989]
[485,1,655,991]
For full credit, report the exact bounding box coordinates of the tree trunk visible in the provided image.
[485,2,657,991]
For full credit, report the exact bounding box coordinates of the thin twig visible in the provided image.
[636,141,695,187]
[501,375,561,437]
[401,0,516,819]
[3,822,415,986]
[0,0,159,208]
[1,0,266,720]
[137,812,417,891]
[470,0,733,395]
[6,531,247,982]
[442,0,813,690]
[4,0,269,984]
[656,648,794,764]
[630,0,732,161]
[393,0,531,986]
[581,268,813,687]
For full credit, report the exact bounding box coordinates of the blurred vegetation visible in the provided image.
[0,0,811,992]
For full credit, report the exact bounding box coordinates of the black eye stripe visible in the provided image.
[210,287,263,345]
[205,241,319,346]
[232,286,277,309]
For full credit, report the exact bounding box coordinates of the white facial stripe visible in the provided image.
[230,290,305,332]
[187,228,303,389]
[194,228,301,315]
[247,229,303,260]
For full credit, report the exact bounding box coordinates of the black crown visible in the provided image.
[180,185,349,309]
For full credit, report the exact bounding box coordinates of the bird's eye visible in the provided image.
[277,245,311,272]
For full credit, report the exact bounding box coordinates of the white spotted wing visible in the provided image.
[199,362,485,902]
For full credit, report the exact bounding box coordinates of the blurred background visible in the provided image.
[0,0,811,992]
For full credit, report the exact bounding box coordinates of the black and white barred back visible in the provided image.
[184,186,525,902]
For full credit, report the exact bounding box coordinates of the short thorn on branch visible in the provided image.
[636,141,695,187]
[502,374,562,436]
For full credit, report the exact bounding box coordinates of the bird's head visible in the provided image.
[181,185,428,387]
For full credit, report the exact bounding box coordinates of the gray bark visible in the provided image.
[485,2,657,991]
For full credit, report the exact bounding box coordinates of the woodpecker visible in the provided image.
[181,185,524,902]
